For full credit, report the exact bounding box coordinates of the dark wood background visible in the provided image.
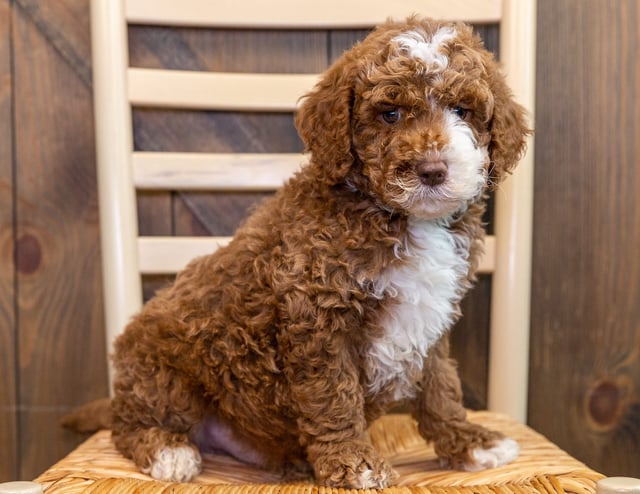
[530,0,640,475]
[1,0,638,481]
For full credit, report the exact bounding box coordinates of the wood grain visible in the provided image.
[530,0,640,477]
[128,27,326,73]
[12,0,108,479]
[15,0,92,85]
[0,0,17,482]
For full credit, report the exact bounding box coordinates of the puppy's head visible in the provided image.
[295,16,531,220]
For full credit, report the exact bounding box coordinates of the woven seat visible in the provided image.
[37,413,602,494]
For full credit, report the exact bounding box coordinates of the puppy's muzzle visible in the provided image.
[416,160,448,186]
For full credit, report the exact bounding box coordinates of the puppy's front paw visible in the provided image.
[146,445,202,482]
[462,437,519,472]
[314,442,398,489]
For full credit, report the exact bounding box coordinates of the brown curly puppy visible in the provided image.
[90,16,529,488]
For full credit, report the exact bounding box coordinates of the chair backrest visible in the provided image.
[90,0,536,422]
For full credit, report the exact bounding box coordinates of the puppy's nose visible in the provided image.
[416,160,448,186]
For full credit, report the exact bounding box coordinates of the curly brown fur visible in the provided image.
[97,16,529,488]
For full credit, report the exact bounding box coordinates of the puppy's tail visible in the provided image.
[60,397,113,432]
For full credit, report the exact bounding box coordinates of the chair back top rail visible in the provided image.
[125,0,502,28]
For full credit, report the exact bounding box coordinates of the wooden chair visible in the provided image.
[94,0,535,424]
[34,0,607,492]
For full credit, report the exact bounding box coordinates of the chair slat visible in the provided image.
[138,235,496,275]
[128,68,318,111]
[138,236,230,275]
[132,152,304,191]
[125,0,501,28]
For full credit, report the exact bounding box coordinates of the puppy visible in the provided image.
[84,16,529,488]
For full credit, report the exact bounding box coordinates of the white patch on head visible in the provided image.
[365,219,471,401]
[144,446,202,482]
[392,26,457,69]
[389,108,488,220]
[462,437,520,471]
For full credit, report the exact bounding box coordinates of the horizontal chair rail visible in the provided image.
[138,236,230,274]
[128,69,319,112]
[138,236,496,275]
[132,152,304,191]
[125,0,502,28]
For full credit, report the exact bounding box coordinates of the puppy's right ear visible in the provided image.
[295,57,356,185]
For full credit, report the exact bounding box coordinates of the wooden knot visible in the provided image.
[585,377,630,432]
[15,233,42,275]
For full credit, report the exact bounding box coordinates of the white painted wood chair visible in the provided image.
[92,0,535,423]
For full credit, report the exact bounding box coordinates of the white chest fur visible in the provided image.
[365,219,471,401]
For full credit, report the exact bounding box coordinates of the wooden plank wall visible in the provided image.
[0,0,17,482]
[529,0,640,476]
[5,0,109,481]
[0,0,638,483]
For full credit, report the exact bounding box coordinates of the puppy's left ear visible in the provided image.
[487,70,532,185]
[295,56,356,185]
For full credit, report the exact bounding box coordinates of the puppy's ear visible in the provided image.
[295,57,356,184]
[487,69,532,186]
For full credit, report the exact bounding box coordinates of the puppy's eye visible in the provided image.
[380,108,401,124]
[452,106,472,121]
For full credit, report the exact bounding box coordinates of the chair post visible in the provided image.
[91,0,143,393]
[487,0,537,423]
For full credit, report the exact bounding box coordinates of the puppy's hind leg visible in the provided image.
[412,336,519,471]
[113,425,202,482]
[110,352,207,481]
[110,380,207,482]
[110,303,214,481]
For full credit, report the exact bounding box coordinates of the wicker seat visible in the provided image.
[37,412,602,493]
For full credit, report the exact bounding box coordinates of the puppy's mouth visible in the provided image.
[384,157,484,219]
